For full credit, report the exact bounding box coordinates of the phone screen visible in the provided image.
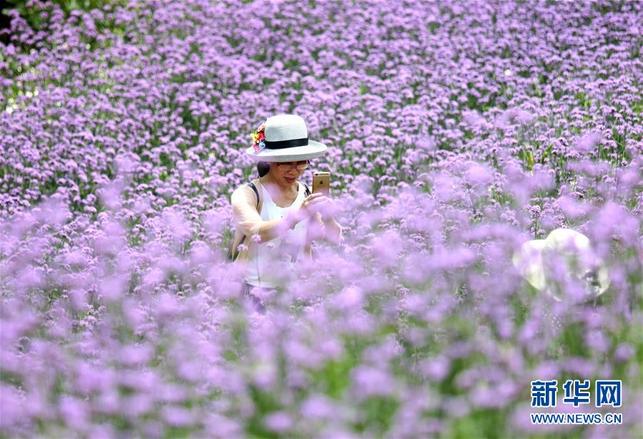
[312,172,330,195]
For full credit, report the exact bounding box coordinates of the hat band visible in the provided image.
[264,137,308,149]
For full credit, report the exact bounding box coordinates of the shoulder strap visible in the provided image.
[248,181,260,209]
[303,182,311,197]
[229,180,262,262]
[249,179,263,212]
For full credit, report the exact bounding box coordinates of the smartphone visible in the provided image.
[312,171,330,195]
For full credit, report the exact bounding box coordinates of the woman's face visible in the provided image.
[269,160,309,186]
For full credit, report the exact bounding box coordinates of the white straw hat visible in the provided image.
[512,228,610,300]
[245,114,328,162]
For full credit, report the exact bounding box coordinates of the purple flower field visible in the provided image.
[1,0,641,437]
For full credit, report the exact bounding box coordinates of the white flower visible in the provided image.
[512,228,610,300]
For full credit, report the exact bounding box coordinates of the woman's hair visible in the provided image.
[257,161,270,177]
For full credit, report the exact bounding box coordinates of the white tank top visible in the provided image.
[244,181,308,288]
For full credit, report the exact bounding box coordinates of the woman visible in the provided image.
[230,114,342,310]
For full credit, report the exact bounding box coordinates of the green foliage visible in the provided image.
[354,397,399,433]
[246,385,283,439]
[2,0,128,33]
[313,355,357,399]
[518,148,535,171]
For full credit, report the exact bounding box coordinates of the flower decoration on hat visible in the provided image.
[251,122,266,153]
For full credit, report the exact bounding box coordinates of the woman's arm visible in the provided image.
[231,185,299,243]
[313,212,343,244]
[324,216,344,243]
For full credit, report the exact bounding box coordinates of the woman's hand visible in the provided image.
[300,192,331,218]
[282,193,326,231]
[300,193,343,244]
